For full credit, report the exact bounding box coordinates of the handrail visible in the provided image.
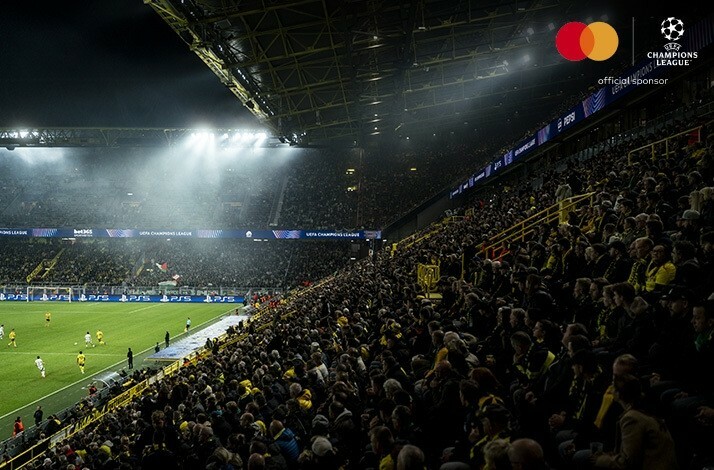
[392,216,464,255]
[481,192,595,258]
[627,125,702,163]
[392,229,429,252]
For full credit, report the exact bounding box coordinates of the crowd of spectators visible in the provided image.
[359,144,486,229]
[0,148,276,229]
[0,239,55,283]
[138,239,351,289]
[15,101,713,470]
[0,239,352,290]
[0,140,493,232]
[278,149,360,230]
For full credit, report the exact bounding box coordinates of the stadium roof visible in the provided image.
[2,2,704,149]
[146,0,636,147]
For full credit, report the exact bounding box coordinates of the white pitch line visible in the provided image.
[126,304,163,314]
[0,351,125,357]
[0,362,138,422]
[0,306,239,422]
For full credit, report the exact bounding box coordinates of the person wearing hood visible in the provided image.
[289,382,313,410]
[329,400,358,463]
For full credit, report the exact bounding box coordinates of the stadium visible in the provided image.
[0,1,713,469]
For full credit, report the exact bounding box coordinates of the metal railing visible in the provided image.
[480,192,595,260]
[627,125,702,163]
[391,216,464,255]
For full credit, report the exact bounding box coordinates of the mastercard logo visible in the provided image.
[556,22,619,61]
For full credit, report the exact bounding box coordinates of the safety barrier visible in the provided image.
[391,216,464,256]
[627,125,702,164]
[480,192,595,260]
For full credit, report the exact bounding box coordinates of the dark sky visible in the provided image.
[0,0,256,128]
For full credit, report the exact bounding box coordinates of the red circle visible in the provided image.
[556,22,588,61]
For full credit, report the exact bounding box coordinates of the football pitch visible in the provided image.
[0,302,234,433]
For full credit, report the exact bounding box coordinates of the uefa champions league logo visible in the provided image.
[647,17,694,65]
[661,17,684,51]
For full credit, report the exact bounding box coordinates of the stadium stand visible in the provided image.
[4,92,713,469]
[2,4,714,470]
[0,239,352,290]
[0,145,482,231]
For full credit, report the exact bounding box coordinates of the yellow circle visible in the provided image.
[585,22,618,61]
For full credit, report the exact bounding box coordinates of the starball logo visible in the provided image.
[660,17,684,48]
[555,22,619,61]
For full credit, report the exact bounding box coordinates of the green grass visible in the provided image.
[0,302,233,431]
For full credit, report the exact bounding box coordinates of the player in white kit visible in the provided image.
[35,356,46,378]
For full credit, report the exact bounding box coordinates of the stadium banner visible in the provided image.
[0,228,381,240]
[0,228,30,236]
[0,293,244,303]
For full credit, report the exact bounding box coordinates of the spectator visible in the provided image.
[396,444,426,470]
[269,419,300,466]
[12,417,23,437]
[671,240,703,296]
[508,438,546,470]
[593,374,678,469]
[33,405,43,427]
[644,244,677,296]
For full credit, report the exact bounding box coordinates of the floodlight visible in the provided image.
[254,132,267,147]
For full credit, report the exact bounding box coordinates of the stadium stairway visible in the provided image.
[26,248,65,283]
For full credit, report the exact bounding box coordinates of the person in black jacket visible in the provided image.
[555,350,614,465]
[649,286,697,383]
[589,354,639,452]
[33,405,43,427]
[604,240,633,283]
[672,240,703,297]
[135,410,180,455]
[141,429,180,469]
[127,348,133,369]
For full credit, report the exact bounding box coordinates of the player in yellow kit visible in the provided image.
[96,329,105,345]
[77,351,86,374]
[45,312,51,327]
[7,329,17,347]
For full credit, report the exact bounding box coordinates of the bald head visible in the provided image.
[269,419,284,437]
[247,453,265,470]
[508,438,545,470]
[397,444,425,470]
